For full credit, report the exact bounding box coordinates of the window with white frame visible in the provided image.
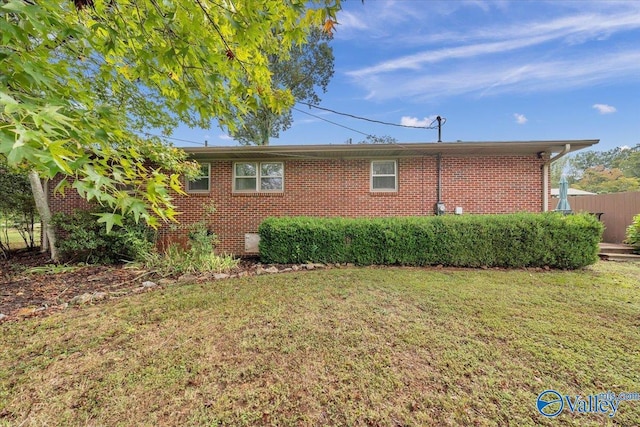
[187,163,210,192]
[234,162,283,192]
[371,160,397,191]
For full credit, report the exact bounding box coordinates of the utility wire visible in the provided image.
[298,101,445,130]
[143,132,207,146]
[292,107,373,138]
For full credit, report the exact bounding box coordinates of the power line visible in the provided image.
[143,132,206,146]
[298,102,445,130]
[292,107,372,138]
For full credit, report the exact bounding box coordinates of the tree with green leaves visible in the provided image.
[572,166,640,194]
[357,135,398,144]
[0,161,37,257]
[0,0,341,260]
[230,28,335,145]
[566,144,640,193]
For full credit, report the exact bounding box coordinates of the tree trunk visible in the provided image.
[28,170,58,262]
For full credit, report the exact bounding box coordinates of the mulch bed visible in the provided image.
[0,250,150,321]
[0,250,290,322]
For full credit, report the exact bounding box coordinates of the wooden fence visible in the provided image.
[550,191,640,243]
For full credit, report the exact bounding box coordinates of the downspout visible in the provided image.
[434,115,445,215]
[542,143,571,212]
[437,153,442,204]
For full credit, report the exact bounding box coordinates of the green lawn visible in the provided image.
[1,225,40,250]
[1,262,639,426]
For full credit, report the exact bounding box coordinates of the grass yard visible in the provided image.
[1,262,639,426]
[1,226,40,250]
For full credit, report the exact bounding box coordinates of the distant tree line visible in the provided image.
[552,144,640,194]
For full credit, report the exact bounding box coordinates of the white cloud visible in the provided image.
[218,133,233,140]
[514,113,528,124]
[336,10,369,31]
[592,103,617,114]
[347,50,640,101]
[400,116,437,127]
[347,8,640,78]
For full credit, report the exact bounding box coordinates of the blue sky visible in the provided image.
[171,0,640,152]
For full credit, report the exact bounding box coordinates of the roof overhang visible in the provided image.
[182,140,598,161]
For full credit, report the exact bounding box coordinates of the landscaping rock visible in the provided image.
[237,271,249,278]
[142,281,158,288]
[0,313,6,321]
[255,266,265,275]
[93,292,108,301]
[178,274,198,283]
[69,293,93,305]
[346,263,355,268]
[304,264,315,270]
[213,273,230,280]
[69,292,108,305]
[264,266,279,274]
[280,268,293,273]
[291,265,300,271]
[158,278,173,286]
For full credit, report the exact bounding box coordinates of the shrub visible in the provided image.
[144,221,239,274]
[258,213,603,269]
[625,214,640,253]
[52,210,154,264]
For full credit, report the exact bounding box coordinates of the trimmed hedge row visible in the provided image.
[258,213,603,269]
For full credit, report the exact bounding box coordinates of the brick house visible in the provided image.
[47,140,597,255]
[151,139,597,255]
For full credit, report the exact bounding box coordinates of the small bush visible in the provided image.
[144,221,239,274]
[52,210,154,264]
[625,214,640,253]
[258,213,603,269]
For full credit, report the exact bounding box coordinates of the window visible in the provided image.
[371,160,397,191]
[234,162,283,192]
[187,163,210,192]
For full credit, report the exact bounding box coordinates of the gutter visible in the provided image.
[542,143,571,212]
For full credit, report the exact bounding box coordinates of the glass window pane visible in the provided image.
[188,178,209,191]
[260,177,283,190]
[372,161,395,175]
[373,176,396,190]
[235,177,257,191]
[261,162,283,177]
[198,164,209,177]
[235,163,256,177]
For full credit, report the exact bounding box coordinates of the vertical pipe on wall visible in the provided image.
[435,153,445,215]
[437,153,442,204]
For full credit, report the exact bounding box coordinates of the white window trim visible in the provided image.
[233,161,284,193]
[187,163,211,193]
[370,159,398,192]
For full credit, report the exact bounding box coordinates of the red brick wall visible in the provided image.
[47,180,93,215]
[47,154,547,255]
[159,154,545,255]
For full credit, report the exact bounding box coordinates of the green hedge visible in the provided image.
[626,214,640,253]
[258,213,603,269]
